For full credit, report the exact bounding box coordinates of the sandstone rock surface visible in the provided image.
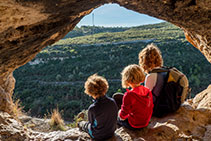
[0,85,210,141]
[192,85,211,109]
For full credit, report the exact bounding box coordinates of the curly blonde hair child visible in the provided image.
[121,64,145,88]
[84,74,109,98]
[80,74,118,140]
[116,64,154,130]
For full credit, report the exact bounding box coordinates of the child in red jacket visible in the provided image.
[116,64,154,130]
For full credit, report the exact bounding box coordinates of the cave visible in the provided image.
[0,0,211,140]
[0,0,211,138]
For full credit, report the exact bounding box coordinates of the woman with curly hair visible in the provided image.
[139,43,189,117]
[139,43,164,103]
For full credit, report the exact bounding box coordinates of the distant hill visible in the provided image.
[13,22,211,120]
[64,22,175,39]
[55,22,183,46]
[63,26,129,39]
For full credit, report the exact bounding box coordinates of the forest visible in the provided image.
[13,22,211,121]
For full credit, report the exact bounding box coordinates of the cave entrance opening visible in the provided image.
[12,4,211,122]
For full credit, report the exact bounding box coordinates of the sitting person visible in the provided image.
[138,43,164,103]
[115,64,153,130]
[138,43,189,117]
[78,74,118,140]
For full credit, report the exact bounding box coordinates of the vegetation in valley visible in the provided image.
[13,22,211,121]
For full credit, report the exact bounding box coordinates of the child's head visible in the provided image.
[121,64,145,88]
[84,74,109,98]
[139,43,163,73]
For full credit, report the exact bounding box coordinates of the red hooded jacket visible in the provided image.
[119,85,154,128]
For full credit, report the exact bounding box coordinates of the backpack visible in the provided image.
[150,66,189,117]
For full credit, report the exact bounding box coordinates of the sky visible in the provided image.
[77,4,164,27]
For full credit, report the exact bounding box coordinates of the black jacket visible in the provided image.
[87,95,118,140]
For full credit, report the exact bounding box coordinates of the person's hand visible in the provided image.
[77,121,87,131]
[118,110,125,121]
[118,110,121,117]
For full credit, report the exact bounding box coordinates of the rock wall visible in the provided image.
[0,0,211,114]
[0,72,15,114]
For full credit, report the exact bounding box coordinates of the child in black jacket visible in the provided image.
[78,74,118,140]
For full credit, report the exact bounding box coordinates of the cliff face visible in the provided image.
[0,85,210,141]
[0,0,210,126]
